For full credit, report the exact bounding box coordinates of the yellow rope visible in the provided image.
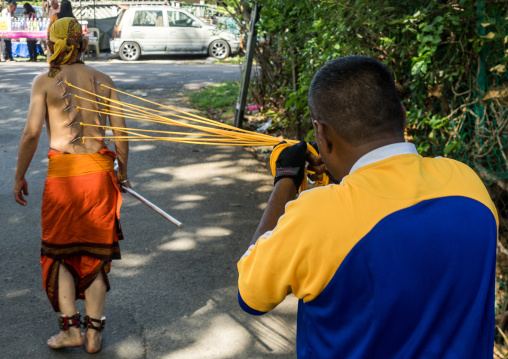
[74,96,289,145]
[67,81,328,187]
[68,80,279,139]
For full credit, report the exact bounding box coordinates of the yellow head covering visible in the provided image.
[48,17,83,78]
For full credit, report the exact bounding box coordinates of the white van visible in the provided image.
[110,6,240,61]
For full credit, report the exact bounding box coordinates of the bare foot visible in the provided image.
[84,329,102,354]
[47,328,84,349]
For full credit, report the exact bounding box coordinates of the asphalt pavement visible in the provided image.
[0,57,297,358]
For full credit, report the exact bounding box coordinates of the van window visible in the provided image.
[132,10,164,27]
[115,9,125,26]
[167,10,193,27]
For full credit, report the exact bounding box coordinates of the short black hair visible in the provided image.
[308,55,404,146]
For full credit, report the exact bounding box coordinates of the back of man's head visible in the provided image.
[308,55,404,147]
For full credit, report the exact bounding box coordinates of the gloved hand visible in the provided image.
[272,140,307,188]
[306,141,326,182]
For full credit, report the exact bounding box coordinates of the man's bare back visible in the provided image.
[15,62,129,206]
[33,64,122,154]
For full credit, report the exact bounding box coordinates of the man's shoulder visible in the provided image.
[63,63,113,81]
[424,156,483,185]
[73,64,114,85]
[290,184,342,213]
[92,68,115,86]
[32,71,52,88]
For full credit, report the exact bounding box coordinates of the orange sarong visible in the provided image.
[40,148,123,312]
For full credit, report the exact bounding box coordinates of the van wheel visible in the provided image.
[208,40,230,59]
[119,42,140,61]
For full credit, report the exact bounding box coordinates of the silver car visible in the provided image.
[110,6,240,61]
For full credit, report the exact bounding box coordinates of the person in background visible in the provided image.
[46,0,59,20]
[1,1,17,62]
[53,0,73,21]
[48,0,75,33]
[23,3,38,62]
[46,0,74,60]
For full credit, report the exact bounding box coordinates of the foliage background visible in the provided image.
[219,0,508,347]
[219,0,507,224]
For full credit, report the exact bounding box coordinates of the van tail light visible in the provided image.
[113,21,123,39]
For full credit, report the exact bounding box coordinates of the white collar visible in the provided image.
[340,142,419,184]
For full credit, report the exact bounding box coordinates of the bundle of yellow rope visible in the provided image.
[65,80,329,192]
[269,142,330,192]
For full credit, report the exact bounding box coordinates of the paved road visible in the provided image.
[0,60,297,358]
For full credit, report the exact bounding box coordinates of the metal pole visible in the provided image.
[122,186,184,229]
[233,1,261,128]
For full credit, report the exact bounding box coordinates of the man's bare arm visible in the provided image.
[108,86,130,188]
[14,77,47,205]
[250,178,297,246]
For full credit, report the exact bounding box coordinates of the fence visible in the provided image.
[72,1,215,20]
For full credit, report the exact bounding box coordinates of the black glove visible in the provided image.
[274,140,307,188]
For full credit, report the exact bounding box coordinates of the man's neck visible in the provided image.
[333,136,405,181]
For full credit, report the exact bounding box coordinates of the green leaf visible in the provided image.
[305,129,315,141]
[444,142,459,155]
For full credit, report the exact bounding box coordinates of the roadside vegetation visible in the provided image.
[187,81,240,125]
[212,0,508,353]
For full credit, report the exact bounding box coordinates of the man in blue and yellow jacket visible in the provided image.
[237,55,497,358]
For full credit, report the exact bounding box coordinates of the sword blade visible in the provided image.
[122,186,183,229]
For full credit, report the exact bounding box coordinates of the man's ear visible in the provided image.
[313,120,332,155]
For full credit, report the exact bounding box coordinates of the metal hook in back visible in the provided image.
[95,80,105,91]
[69,136,83,144]
[63,104,76,112]
[66,121,80,128]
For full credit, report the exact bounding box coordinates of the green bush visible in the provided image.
[223,0,507,190]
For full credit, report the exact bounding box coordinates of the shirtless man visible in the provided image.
[13,18,129,354]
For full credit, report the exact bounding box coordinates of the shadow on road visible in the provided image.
[0,84,297,358]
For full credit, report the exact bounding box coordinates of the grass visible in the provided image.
[187,81,240,124]
[214,56,252,65]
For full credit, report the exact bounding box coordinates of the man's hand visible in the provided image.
[119,180,131,193]
[306,141,326,182]
[14,178,29,206]
[273,140,307,188]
